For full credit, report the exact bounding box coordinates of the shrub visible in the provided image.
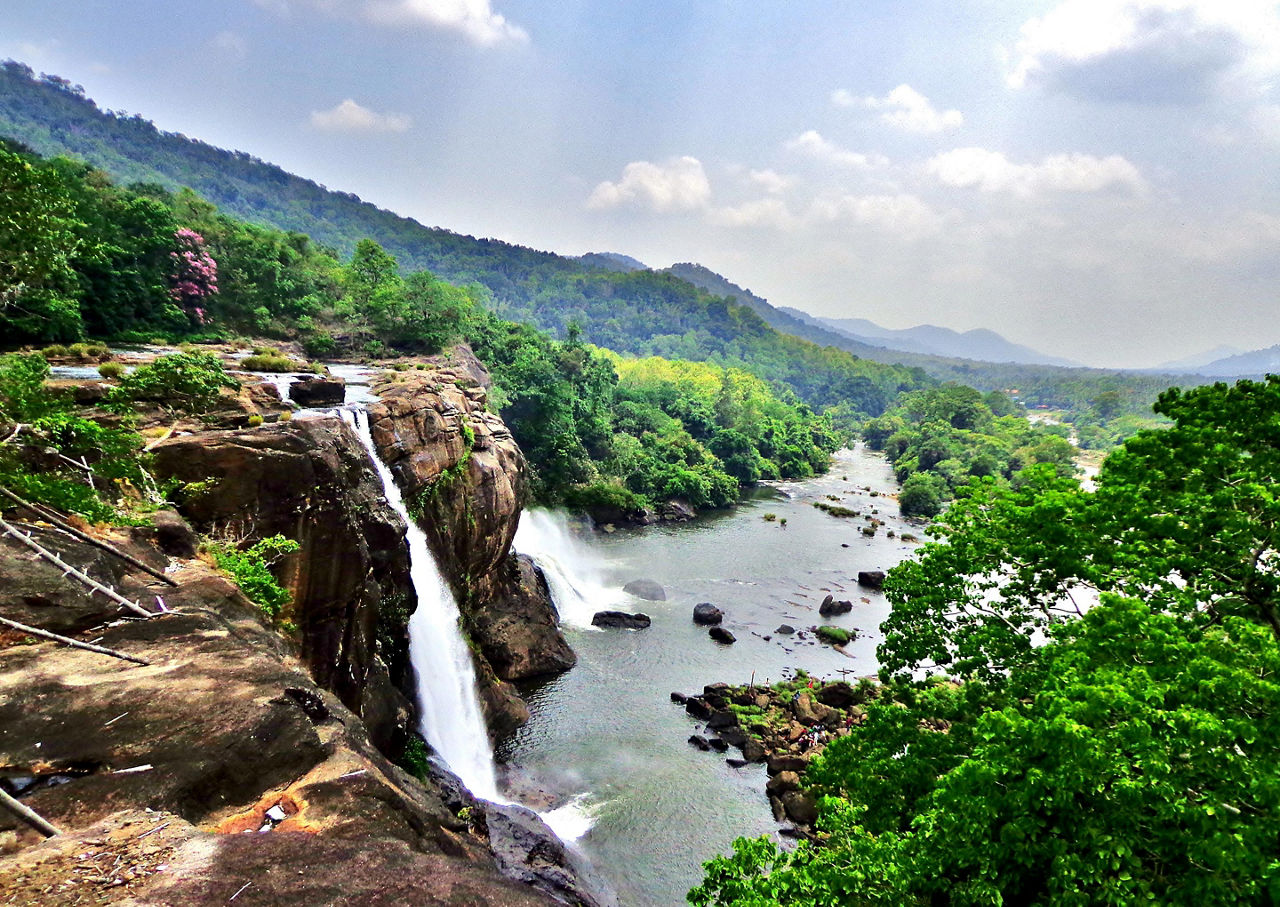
[899,472,945,518]
[40,344,70,359]
[97,361,125,379]
[68,342,109,361]
[762,512,777,522]
[247,414,264,427]
[110,352,239,413]
[816,625,852,645]
[205,534,300,618]
[240,354,298,372]
[562,481,649,514]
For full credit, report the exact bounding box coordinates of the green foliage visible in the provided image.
[814,625,851,645]
[109,352,238,413]
[695,377,1280,906]
[239,353,297,372]
[897,472,944,517]
[206,534,299,618]
[96,361,124,379]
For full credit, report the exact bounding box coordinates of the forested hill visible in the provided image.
[0,61,929,415]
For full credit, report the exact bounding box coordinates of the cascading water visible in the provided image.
[513,509,625,628]
[342,408,501,802]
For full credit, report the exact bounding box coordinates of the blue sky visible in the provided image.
[5,0,1280,368]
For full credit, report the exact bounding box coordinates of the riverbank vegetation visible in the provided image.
[861,383,1078,516]
[693,377,1280,905]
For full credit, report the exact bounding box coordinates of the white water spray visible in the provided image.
[513,509,625,628]
[344,408,501,801]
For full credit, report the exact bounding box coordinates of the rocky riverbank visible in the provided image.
[675,673,883,832]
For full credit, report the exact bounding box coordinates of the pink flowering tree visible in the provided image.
[169,228,218,324]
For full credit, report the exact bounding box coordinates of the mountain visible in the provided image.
[1154,344,1248,372]
[1180,345,1280,377]
[788,313,1082,368]
[578,252,648,272]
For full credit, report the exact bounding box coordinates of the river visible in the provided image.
[499,444,922,907]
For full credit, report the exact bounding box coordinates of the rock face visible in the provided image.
[151,417,415,752]
[0,527,561,906]
[364,363,575,736]
[289,374,346,407]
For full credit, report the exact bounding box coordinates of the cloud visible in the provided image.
[785,130,887,169]
[310,99,412,133]
[587,157,712,213]
[835,84,963,133]
[254,0,527,46]
[1007,0,1280,102]
[927,147,1146,196]
[363,0,528,46]
[708,198,799,230]
[748,168,793,195]
[809,193,948,240]
[210,30,249,60]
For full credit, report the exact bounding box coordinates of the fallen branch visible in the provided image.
[0,616,151,666]
[0,786,61,838]
[0,487,178,586]
[0,517,154,618]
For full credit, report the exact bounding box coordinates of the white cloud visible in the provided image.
[927,147,1146,196]
[587,157,712,213]
[785,130,887,169]
[810,193,948,240]
[838,84,963,133]
[748,168,793,195]
[708,198,799,230]
[363,0,528,46]
[210,30,249,59]
[255,0,527,46]
[1007,0,1280,102]
[310,99,412,133]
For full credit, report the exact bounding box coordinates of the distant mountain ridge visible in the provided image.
[782,312,1081,368]
[1153,344,1248,373]
[1172,345,1280,377]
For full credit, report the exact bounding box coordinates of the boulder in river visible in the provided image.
[708,626,736,644]
[692,602,724,625]
[591,610,651,630]
[818,596,853,617]
[289,375,346,407]
[857,570,886,589]
[688,735,712,751]
[775,624,796,635]
[706,710,738,730]
[622,578,666,601]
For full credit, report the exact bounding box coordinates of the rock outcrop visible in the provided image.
[364,365,575,735]
[0,526,560,905]
[151,416,416,753]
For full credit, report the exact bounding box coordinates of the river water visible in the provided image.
[501,445,923,907]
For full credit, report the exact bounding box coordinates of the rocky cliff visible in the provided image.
[366,360,575,735]
[0,522,577,906]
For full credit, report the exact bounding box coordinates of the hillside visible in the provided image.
[800,314,1081,367]
[0,61,927,416]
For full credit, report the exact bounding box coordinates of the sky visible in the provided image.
[5,0,1280,368]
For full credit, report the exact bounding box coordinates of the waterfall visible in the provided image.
[343,408,501,802]
[513,509,623,628]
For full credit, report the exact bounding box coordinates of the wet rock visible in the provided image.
[657,499,695,521]
[726,758,748,768]
[692,602,724,625]
[685,697,714,720]
[484,802,619,907]
[857,570,886,589]
[742,739,767,763]
[717,728,749,749]
[591,610,651,630]
[471,555,576,681]
[702,683,731,707]
[769,795,786,822]
[706,710,738,731]
[688,735,712,751]
[707,738,730,753]
[781,791,818,825]
[622,579,666,601]
[819,597,853,617]
[289,375,346,407]
[816,681,858,709]
[708,627,736,645]
[766,771,802,795]
[775,624,796,635]
[670,692,688,705]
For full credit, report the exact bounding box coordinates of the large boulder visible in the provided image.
[709,627,737,644]
[470,555,576,681]
[591,610,651,630]
[289,374,346,407]
[623,578,666,601]
[857,570,886,589]
[818,595,853,617]
[692,602,724,625]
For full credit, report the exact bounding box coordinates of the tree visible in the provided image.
[168,228,218,325]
